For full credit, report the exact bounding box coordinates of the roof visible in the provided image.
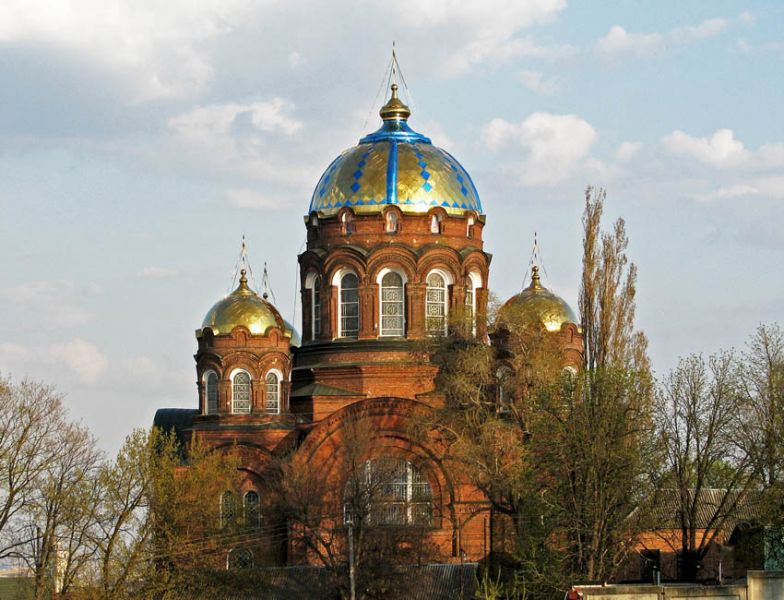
[153,408,197,449]
[643,489,763,530]
[289,382,362,398]
[167,563,478,600]
[308,85,481,218]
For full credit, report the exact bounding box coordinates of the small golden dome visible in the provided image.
[498,267,579,333]
[199,270,287,337]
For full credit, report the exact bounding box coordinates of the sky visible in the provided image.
[0,0,782,453]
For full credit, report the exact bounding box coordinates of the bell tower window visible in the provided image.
[379,270,405,337]
[231,371,251,414]
[426,272,448,336]
[205,371,219,415]
[265,371,280,414]
[339,272,360,338]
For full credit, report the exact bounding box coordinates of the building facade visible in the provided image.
[154,84,582,570]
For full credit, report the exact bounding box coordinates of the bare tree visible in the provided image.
[655,352,757,581]
[272,417,438,600]
[580,187,649,373]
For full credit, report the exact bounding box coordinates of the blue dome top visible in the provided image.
[308,86,482,217]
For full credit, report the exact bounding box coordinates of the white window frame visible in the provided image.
[305,271,321,341]
[230,369,252,415]
[377,267,407,338]
[426,269,453,336]
[465,271,482,337]
[333,269,360,339]
[203,370,219,415]
[264,368,283,414]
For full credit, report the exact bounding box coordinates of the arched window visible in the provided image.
[465,272,482,337]
[426,272,448,336]
[227,548,254,570]
[265,371,280,414]
[220,491,236,528]
[344,459,432,527]
[205,371,219,415]
[232,371,251,414]
[380,271,405,337]
[341,212,353,235]
[430,214,441,234]
[312,277,321,339]
[339,272,359,338]
[244,491,260,528]
[385,211,398,233]
[497,366,514,413]
[467,216,475,238]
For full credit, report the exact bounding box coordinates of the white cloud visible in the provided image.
[616,141,642,162]
[48,338,108,385]
[0,0,266,100]
[596,26,663,58]
[225,188,287,210]
[288,51,303,68]
[166,98,314,187]
[517,70,559,95]
[670,18,728,43]
[138,266,180,279]
[0,280,93,328]
[169,99,303,141]
[662,129,750,167]
[391,0,570,75]
[696,177,784,202]
[124,355,159,378]
[481,112,597,186]
[597,17,729,59]
[739,11,755,25]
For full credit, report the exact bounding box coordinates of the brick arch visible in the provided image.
[294,397,459,508]
[416,247,463,284]
[322,248,368,284]
[212,442,273,479]
[365,246,418,283]
[221,350,264,380]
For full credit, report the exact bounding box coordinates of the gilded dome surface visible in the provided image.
[309,85,482,217]
[200,270,287,337]
[498,267,578,333]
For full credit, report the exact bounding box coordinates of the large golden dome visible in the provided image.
[309,84,482,217]
[199,270,287,337]
[498,267,579,333]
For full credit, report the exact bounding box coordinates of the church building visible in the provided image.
[154,83,582,571]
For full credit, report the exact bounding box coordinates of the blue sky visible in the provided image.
[1,0,782,451]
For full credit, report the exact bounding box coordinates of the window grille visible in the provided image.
[340,273,359,338]
[232,372,251,414]
[380,272,404,337]
[206,372,218,414]
[344,459,432,527]
[244,491,260,528]
[426,273,447,336]
[220,491,236,528]
[312,277,321,339]
[265,372,279,414]
[465,283,475,336]
[227,548,254,570]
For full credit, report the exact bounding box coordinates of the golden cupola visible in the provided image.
[308,83,482,217]
[497,266,579,333]
[198,269,288,338]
